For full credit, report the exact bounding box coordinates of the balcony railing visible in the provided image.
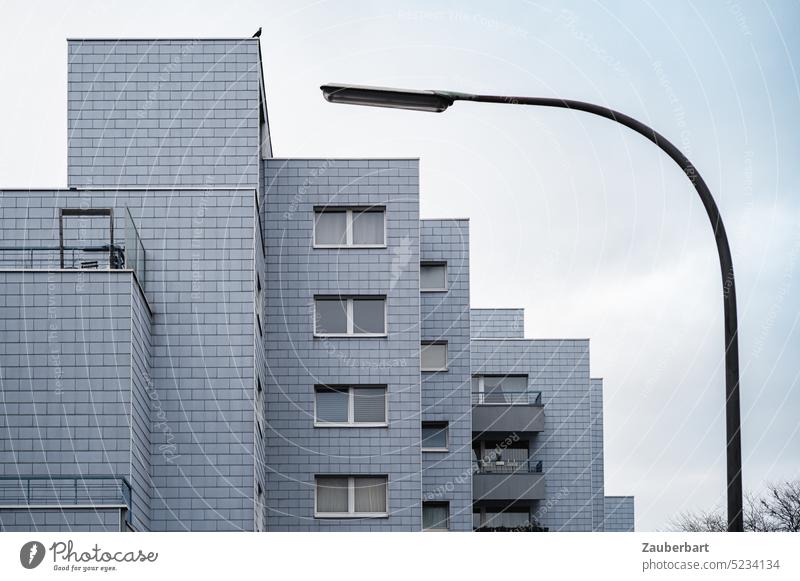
[471,391,542,406]
[0,244,126,270]
[0,208,146,290]
[473,459,543,474]
[0,475,132,523]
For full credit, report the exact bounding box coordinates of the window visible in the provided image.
[315,386,387,426]
[255,377,264,421]
[421,422,448,451]
[472,375,538,405]
[423,502,450,530]
[255,274,263,336]
[315,476,388,517]
[420,262,447,291]
[421,341,447,371]
[314,296,387,336]
[314,207,386,247]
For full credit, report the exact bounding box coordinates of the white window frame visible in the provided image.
[420,261,448,292]
[313,296,388,337]
[313,207,387,249]
[314,475,389,518]
[421,341,448,372]
[313,385,388,427]
[421,421,449,452]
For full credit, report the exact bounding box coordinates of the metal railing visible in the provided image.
[0,475,132,522]
[0,245,125,270]
[471,391,542,406]
[124,208,146,286]
[473,459,543,474]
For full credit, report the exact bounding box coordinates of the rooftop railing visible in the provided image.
[0,244,125,270]
[0,207,146,291]
[471,391,542,406]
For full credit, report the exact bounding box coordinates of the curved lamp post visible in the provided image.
[320,83,744,532]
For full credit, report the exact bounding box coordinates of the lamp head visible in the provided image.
[320,84,463,113]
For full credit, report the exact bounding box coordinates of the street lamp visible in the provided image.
[320,83,744,532]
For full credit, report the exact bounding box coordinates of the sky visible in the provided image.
[0,0,797,531]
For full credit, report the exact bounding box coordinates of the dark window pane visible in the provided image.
[422,423,448,449]
[316,388,349,423]
[421,343,447,370]
[315,211,347,245]
[352,298,385,334]
[352,210,384,245]
[352,388,386,423]
[315,298,347,334]
[420,264,447,290]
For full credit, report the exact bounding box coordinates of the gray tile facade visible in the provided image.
[590,378,605,531]
[261,158,422,531]
[471,308,525,339]
[471,333,595,531]
[0,36,633,533]
[604,496,635,532]
[420,219,472,531]
[67,39,264,188]
[0,187,258,531]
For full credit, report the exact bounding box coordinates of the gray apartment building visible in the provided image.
[0,37,633,532]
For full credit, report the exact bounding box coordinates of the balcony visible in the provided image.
[0,475,133,526]
[0,207,146,290]
[472,459,546,501]
[472,390,545,435]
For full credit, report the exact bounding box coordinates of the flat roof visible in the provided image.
[67,37,259,42]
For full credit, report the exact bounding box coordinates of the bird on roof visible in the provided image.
[252,27,262,38]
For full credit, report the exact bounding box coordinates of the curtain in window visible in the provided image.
[352,210,384,245]
[353,477,387,513]
[316,477,348,513]
[352,388,386,423]
[423,503,449,530]
[315,211,347,245]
